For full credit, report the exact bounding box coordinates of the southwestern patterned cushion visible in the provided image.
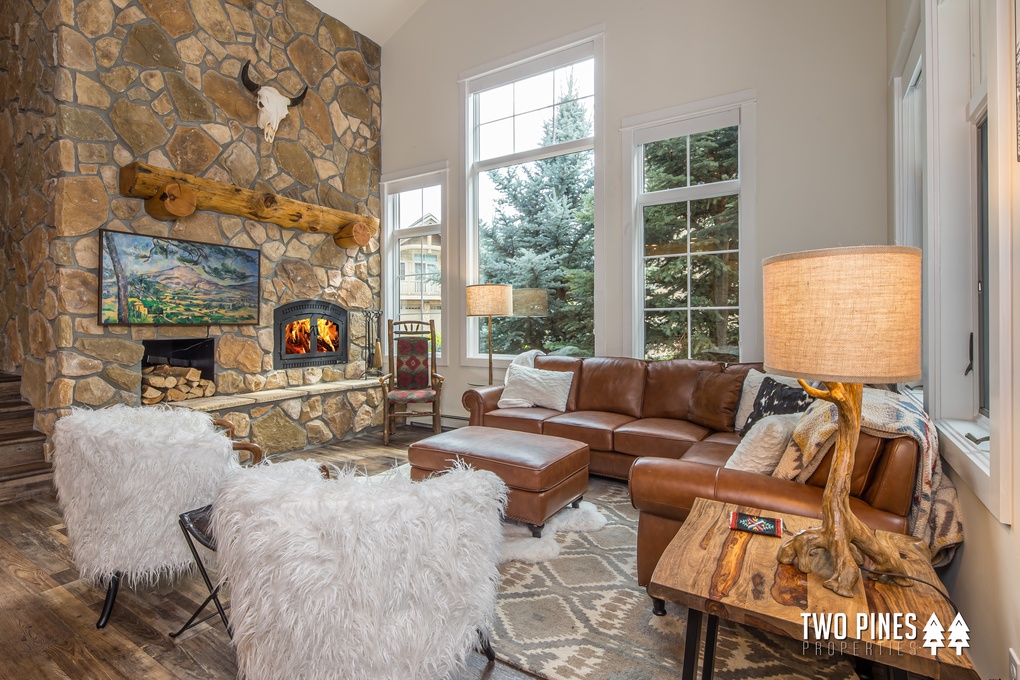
[396,337,430,389]
[388,389,437,404]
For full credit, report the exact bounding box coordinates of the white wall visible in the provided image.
[381,0,889,418]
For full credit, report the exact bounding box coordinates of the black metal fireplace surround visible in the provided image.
[273,300,349,370]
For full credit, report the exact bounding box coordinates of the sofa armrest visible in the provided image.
[462,385,505,426]
[629,458,909,535]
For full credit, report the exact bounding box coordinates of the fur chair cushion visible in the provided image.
[52,405,238,588]
[212,460,508,680]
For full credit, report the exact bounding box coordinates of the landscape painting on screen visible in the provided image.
[99,230,260,325]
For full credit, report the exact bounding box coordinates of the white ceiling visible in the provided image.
[305,0,426,46]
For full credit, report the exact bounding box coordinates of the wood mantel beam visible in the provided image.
[119,162,378,249]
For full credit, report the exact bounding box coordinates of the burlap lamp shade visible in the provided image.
[763,245,922,384]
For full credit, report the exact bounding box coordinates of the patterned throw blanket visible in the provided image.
[771,389,963,566]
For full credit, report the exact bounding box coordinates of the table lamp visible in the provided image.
[762,245,921,597]
[466,283,513,385]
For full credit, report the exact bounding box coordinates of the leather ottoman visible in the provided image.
[408,426,589,537]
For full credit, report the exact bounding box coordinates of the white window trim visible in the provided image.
[621,90,758,361]
[380,162,450,366]
[459,26,605,368]
[910,0,1012,523]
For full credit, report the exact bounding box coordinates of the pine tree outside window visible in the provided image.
[634,109,742,361]
[467,45,596,358]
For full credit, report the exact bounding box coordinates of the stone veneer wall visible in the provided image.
[1,0,384,449]
[0,0,60,393]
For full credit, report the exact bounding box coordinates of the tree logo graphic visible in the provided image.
[922,613,945,655]
[947,613,970,654]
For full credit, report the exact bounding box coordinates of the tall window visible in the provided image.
[976,116,989,417]
[635,111,741,361]
[383,171,446,356]
[467,44,596,357]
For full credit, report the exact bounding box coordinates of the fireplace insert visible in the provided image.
[273,300,349,370]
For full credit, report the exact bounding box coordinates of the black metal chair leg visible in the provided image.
[170,587,227,638]
[478,630,496,663]
[96,573,120,629]
[173,510,231,638]
[651,596,666,616]
[571,496,583,508]
[528,524,543,538]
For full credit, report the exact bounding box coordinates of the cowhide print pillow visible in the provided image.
[739,376,814,436]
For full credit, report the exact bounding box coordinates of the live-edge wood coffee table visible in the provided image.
[649,498,980,680]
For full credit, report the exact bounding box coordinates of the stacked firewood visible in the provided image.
[141,365,217,404]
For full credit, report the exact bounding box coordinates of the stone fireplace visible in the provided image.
[0,0,385,457]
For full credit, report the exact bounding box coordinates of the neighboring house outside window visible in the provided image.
[382,168,447,358]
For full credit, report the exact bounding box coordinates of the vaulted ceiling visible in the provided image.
[306,0,426,45]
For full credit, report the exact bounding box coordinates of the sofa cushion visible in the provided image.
[739,377,813,435]
[498,363,574,411]
[726,413,800,474]
[483,407,562,435]
[543,411,636,452]
[680,441,737,467]
[805,431,885,497]
[701,431,742,446]
[642,360,721,420]
[533,355,583,411]
[574,357,647,418]
[734,368,805,431]
[686,371,744,432]
[613,418,710,459]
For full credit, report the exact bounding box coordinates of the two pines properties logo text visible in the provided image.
[801,612,970,656]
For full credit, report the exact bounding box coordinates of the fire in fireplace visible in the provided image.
[273,300,349,369]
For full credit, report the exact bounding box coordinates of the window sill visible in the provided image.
[901,389,1007,522]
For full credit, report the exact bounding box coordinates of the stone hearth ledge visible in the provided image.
[177,378,380,413]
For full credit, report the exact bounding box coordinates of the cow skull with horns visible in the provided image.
[240,61,308,143]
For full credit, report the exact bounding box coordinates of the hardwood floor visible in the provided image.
[0,425,538,680]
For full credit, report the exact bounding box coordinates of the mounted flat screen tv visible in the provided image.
[98,230,261,325]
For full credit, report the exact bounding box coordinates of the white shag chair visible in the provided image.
[212,460,508,680]
[52,405,249,629]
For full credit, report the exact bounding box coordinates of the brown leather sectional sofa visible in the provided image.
[462,355,920,590]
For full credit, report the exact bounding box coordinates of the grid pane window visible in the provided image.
[640,125,739,361]
[476,60,595,162]
[472,55,596,357]
[386,179,445,356]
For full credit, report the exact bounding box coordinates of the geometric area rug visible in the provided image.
[490,476,859,680]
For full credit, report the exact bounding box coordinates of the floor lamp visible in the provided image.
[466,283,513,385]
[762,245,921,597]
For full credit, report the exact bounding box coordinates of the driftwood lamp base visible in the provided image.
[776,381,912,597]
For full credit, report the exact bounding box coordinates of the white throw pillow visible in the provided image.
[733,369,807,432]
[498,363,573,411]
[724,413,801,475]
[503,349,545,385]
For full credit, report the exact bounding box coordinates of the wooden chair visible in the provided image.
[379,319,443,445]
